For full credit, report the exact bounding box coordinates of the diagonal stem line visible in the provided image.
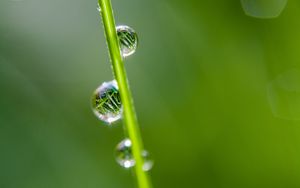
[98,0,153,188]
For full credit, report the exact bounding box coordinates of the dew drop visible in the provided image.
[115,138,154,171]
[116,25,138,58]
[91,80,122,124]
[115,139,135,168]
[97,3,101,12]
[141,150,154,171]
[241,0,287,18]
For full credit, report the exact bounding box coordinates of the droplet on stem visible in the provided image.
[91,80,122,124]
[116,25,138,58]
[115,138,154,171]
[115,139,135,168]
[141,150,154,171]
[97,2,101,12]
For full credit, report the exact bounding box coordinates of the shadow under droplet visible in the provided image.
[267,69,300,121]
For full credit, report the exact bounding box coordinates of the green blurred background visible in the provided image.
[1,0,300,187]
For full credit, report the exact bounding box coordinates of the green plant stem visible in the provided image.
[98,0,152,188]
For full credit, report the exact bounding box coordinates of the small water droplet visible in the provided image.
[115,138,154,171]
[115,139,135,168]
[241,0,287,18]
[141,150,154,171]
[97,3,101,12]
[116,25,138,58]
[91,80,122,124]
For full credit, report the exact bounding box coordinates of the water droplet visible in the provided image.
[141,150,154,171]
[91,80,122,124]
[97,3,101,12]
[267,69,300,120]
[115,138,154,171]
[115,139,135,168]
[116,25,138,58]
[241,0,287,18]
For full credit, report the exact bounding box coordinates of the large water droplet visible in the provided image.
[116,25,138,58]
[241,0,287,18]
[115,138,154,171]
[91,80,122,124]
[267,69,300,120]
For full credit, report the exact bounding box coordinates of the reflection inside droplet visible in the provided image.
[116,25,138,58]
[91,80,122,124]
[267,69,300,120]
[241,0,287,18]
